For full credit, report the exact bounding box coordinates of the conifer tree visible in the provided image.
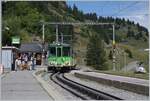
[86,33,107,70]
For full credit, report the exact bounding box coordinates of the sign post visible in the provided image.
[0,1,2,64]
[112,24,116,71]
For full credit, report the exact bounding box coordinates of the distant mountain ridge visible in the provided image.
[2,1,148,45]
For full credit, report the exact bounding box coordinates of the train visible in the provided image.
[47,42,76,72]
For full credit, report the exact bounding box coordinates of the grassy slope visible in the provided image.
[119,41,149,71]
[74,29,149,73]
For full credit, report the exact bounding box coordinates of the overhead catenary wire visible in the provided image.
[43,22,114,25]
[111,1,140,17]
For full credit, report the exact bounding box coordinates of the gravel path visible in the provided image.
[121,61,138,71]
[65,70,149,100]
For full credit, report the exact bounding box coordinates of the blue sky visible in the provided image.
[67,0,149,29]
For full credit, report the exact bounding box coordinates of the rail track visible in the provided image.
[50,72,123,100]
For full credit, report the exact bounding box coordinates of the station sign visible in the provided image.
[12,36,20,44]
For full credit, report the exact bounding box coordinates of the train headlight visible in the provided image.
[65,61,70,66]
[49,62,52,65]
[49,61,56,66]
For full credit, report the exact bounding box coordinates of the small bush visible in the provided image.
[108,50,113,60]
[125,49,133,58]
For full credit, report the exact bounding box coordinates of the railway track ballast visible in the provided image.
[50,72,123,100]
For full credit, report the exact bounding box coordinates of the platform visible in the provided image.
[74,71,149,95]
[1,70,52,100]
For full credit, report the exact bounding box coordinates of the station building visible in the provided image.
[20,42,48,65]
[2,46,19,71]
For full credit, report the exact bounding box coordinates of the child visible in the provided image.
[28,60,32,70]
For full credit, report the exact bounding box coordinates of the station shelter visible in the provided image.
[20,43,48,65]
[2,46,19,71]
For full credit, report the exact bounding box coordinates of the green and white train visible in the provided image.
[47,42,76,72]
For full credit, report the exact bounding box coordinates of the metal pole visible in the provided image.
[42,24,45,43]
[112,24,116,71]
[42,23,45,66]
[61,33,63,43]
[124,52,127,72]
[0,1,2,64]
[56,25,58,57]
[113,24,115,46]
[61,33,63,57]
[56,47,57,57]
[56,25,58,43]
[71,26,74,65]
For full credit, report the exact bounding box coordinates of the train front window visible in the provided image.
[63,47,70,56]
[49,47,56,56]
[49,46,71,57]
[57,48,61,57]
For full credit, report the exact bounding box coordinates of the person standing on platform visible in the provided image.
[28,60,32,70]
[15,58,18,71]
[15,56,21,71]
[31,55,35,70]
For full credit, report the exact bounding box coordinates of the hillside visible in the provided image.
[2,1,149,71]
